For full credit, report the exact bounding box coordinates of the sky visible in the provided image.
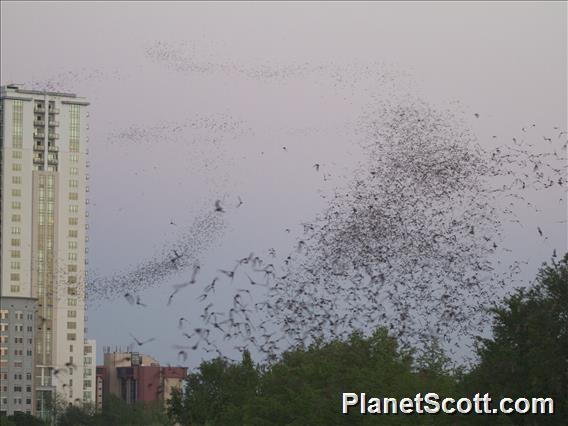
[1,1,566,366]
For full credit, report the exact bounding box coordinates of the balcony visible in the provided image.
[34,131,45,139]
[34,104,46,113]
[33,155,44,163]
[34,142,45,151]
[48,120,59,127]
[47,132,59,140]
[48,107,60,114]
[48,144,58,152]
[36,375,53,388]
[34,119,46,126]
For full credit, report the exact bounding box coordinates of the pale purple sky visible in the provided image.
[1,2,566,365]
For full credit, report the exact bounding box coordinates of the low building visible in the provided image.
[0,298,37,416]
[100,348,186,407]
[95,366,105,412]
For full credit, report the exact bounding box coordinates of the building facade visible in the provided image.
[0,85,94,418]
[95,366,105,412]
[101,349,187,407]
[83,339,96,407]
[0,298,36,416]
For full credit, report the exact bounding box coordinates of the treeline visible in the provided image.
[166,254,566,425]
[3,255,566,425]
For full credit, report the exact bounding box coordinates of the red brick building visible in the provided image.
[99,349,187,407]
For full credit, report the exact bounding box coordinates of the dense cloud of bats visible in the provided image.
[87,212,227,302]
[23,43,565,367]
[95,102,565,365]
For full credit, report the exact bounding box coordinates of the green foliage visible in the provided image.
[168,330,461,425]
[52,395,170,426]
[467,253,568,425]
[167,350,260,425]
[2,412,46,426]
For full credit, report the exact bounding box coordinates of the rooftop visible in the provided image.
[1,84,82,100]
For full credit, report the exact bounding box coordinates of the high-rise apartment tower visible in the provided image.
[0,85,95,418]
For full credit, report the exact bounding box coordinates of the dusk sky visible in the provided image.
[1,2,566,366]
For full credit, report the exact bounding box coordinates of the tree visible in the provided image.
[167,350,259,426]
[3,412,46,426]
[169,329,461,425]
[57,404,94,426]
[246,329,460,425]
[468,253,568,425]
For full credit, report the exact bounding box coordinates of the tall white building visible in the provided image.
[0,85,95,418]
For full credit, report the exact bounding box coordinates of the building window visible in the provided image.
[67,334,76,341]
[68,310,77,318]
[11,250,21,258]
[12,150,22,159]
[70,104,80,141]
[11,189,21,198]
[68,299,77,306]
[12,214,21,222]
[12,176,22,184]
[69,205,78,213]
[10,285,21,293]
[11,239,20,247]
[67,322,76,330]
[68,241,78,250]
[70,167,78,175]
[69,192,78,200]
[69,179,78,188]
[12,226,21,235]
[12,163,22,171]
[12,201,21,209]
[11,261,20,270]
[10,273,20,281]
[68,253,77,261]
[13,100,24,148]
[68,264,77,272]
[69,217,78,225]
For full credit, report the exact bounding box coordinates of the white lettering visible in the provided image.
[424,392,440,414]
[342,393,358,414]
